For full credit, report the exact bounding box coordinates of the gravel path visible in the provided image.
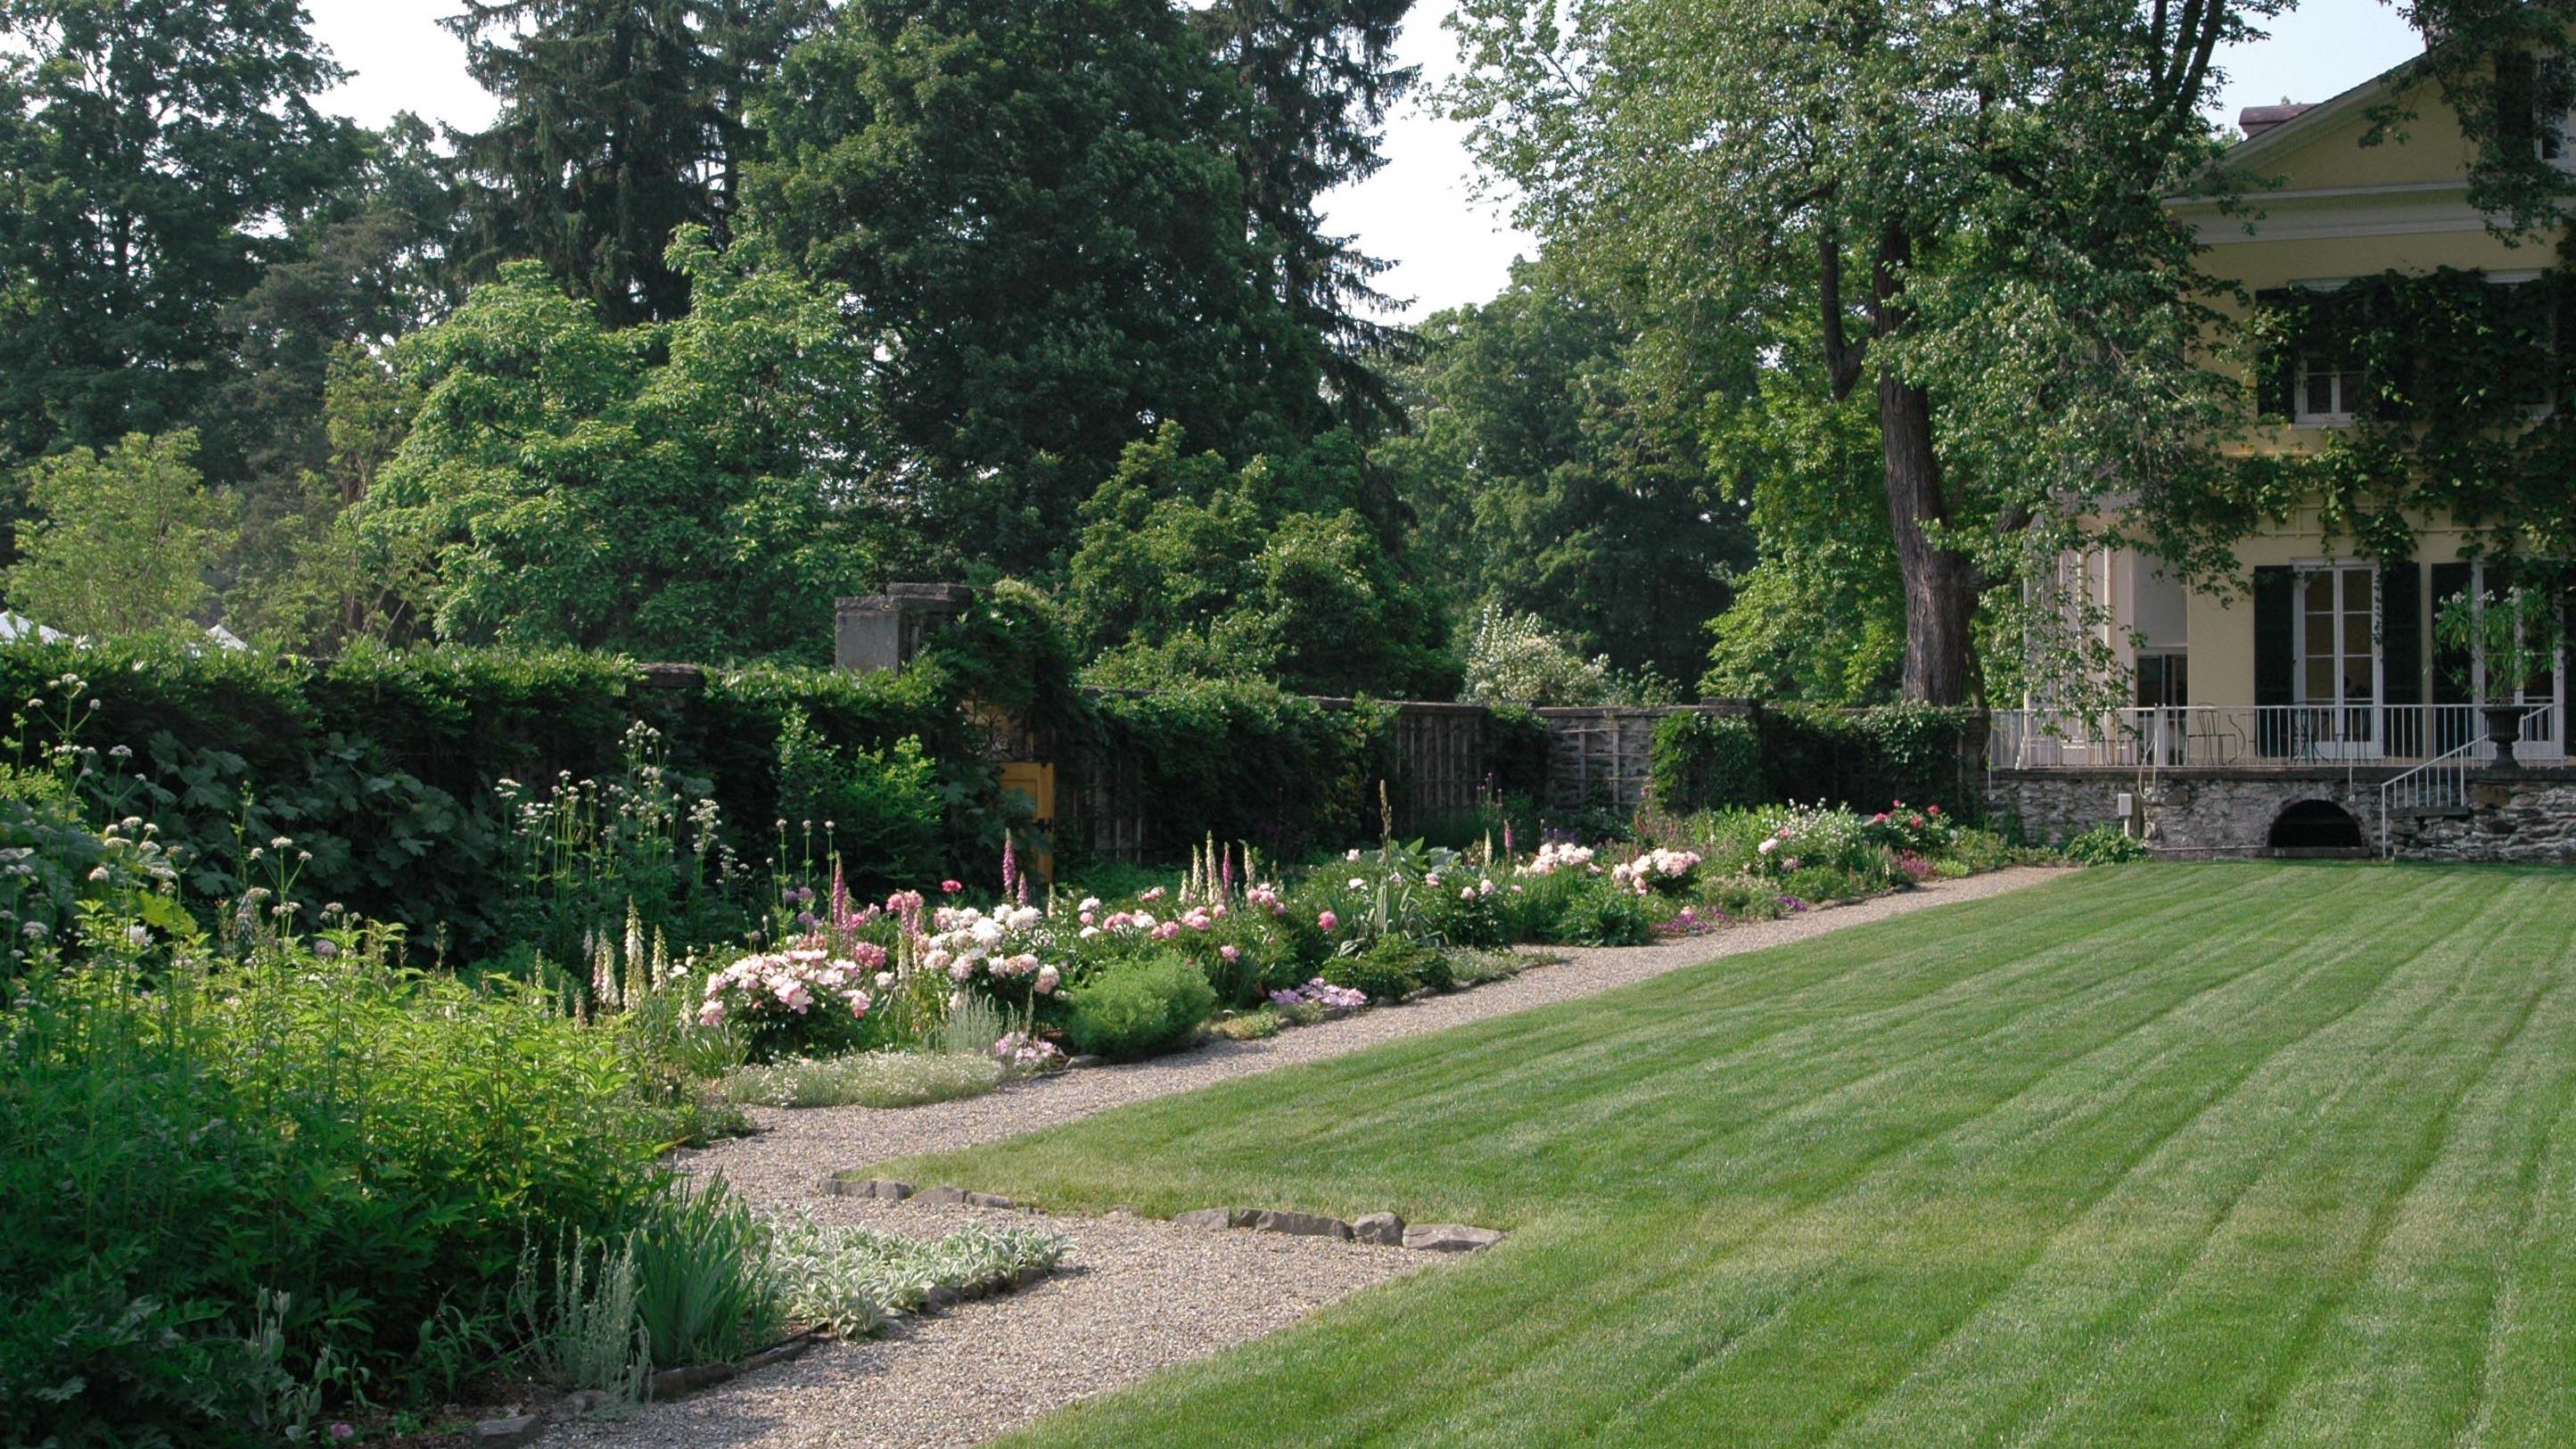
[556,866,2062,1449]
[551,1197,1420,1449]
[680,864,2063,1208]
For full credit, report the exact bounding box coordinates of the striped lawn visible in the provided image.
[871,863,2576,1447]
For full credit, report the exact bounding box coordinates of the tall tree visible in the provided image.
[1378,262,1752,688]
[1196,0,1418,437]
[748,0,1306,577]
[1066,424,1460,698]
[444,0,823,325]
[208,115,465,511]
[0,0,358,485]
[350,231,886,660]
[1449,0,2261,702]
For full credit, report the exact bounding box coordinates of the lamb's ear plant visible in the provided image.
[514,1230,651,1406]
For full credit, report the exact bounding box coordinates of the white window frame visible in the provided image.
[2287,278,2357,427]
[2293,358,2361,425]
[2291,559,2383,757]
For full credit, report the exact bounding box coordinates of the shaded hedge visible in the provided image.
[0,638,980,959]
[1650,704,1980,818]
[1087,682,1396,860]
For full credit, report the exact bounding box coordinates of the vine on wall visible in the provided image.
[2249,260,2576,574]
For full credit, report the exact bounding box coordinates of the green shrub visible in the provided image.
[0,639,993,967]
[1551,879,1657,946]
[1941,826,2025,873]
[2065,824,2150,865]
[1061,954,1215,1058]
[1753,703,1978,816]
[1320,935,1451,1000]
[2,946,667,1442]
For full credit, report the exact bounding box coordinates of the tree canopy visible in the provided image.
[351,232,884,660]
[1448,0,2261,703]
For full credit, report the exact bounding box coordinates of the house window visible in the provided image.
[2296,358,2363,424]
[2296,564,2379,753]
[2135,653,2187,709]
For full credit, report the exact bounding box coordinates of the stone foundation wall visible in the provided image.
[1985,767,2576,862]
[2390,776,2576,862]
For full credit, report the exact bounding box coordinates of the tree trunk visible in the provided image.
[1867,225,1979,704]
[1876,373,1979,704]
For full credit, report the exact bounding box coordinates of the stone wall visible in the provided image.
[2387,774,2576,862]
[1986,766,2576,861]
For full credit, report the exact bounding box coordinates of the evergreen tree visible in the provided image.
[444,0,823,325]
[749,0,1304,576]
[0,0,358,492]
[1197,0,1417,437]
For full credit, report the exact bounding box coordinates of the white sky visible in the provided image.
[306,0,2428,321]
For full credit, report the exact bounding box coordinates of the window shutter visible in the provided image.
[2431,560,2474,751]
[2254,564,2294,755]
[2253,289,2297,420]
[2381,556,2422,753]
[2382,556,2422,704]
[2554,277,2576,410]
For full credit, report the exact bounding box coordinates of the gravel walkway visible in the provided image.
[556,866,2062,1449]
[551,1197,1420,1449]
[680,864,2062,1208]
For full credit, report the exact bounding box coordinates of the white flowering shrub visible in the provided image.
[1461,606,1619,706]
[699,945,885,1060]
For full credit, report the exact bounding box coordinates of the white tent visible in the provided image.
[0,611,67,644]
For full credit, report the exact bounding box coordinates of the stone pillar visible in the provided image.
[835,583,974,674]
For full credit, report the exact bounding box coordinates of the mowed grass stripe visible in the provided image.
[2468,1002,2576,1447]
[1450,869,2502,1445]
[2249,924,2576,1447]
[2001,874,2570,1447]
[892,865,2576,1448]
[1118,868,2187,1204]
[1813,869,2547,1449]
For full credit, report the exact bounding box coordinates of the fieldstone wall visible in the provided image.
[2389,774,2576,862]
[1985,766,2576,861]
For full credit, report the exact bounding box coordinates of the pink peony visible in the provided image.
[1317,910,1337,932]
[941,878,964,894]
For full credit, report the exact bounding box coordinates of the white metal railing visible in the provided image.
[1989,704,2564,770]
[2380,731,2484,855]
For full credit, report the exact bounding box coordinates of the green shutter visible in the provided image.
[2254,564,2295,756]
[2431,561,2474,752]
[2381,556,2422,753]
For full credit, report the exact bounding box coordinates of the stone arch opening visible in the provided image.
[2268,798,2366,852]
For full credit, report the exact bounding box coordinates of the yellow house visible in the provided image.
[1997,45,2572,792]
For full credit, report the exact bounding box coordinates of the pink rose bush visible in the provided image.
[1611,847,1703,895]
[701,943,884,1058]
[1517,841,1598,876]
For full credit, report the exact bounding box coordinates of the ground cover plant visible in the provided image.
[872,864,2576,1447]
